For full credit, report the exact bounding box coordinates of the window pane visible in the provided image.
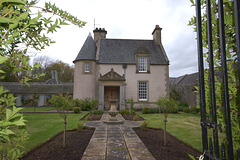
[138,57,147,72]
[85,62,90,72]
[139,81,147,101]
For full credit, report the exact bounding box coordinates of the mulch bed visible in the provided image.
[122,114,145,121]
[80,113,102,121]
[21,114,201,160]
[134,128,201,160]
[21,128,94,160]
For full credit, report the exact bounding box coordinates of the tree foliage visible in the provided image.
[0,0,85,158]
[189,0,239,157]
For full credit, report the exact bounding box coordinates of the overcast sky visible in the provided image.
[30,0,198,77]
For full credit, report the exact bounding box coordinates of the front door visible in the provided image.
[104,87,119,110]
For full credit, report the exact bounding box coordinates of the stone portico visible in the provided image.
[98,68,126,111]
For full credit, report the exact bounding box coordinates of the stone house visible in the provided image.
[73,25,169,110]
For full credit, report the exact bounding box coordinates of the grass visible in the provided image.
[23,113,87,152]
[17,106,55,112]
[138,112,205,152]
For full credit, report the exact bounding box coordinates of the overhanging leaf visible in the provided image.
[2,0,26,5]
[0,17,14,24]
[0,56,8,64]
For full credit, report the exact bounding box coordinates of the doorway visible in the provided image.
[104,86,120,110]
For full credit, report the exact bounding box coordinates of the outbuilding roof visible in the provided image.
[0,82,73,94]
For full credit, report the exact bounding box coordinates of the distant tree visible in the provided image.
[45,60,74,82]
[31,59,74,82]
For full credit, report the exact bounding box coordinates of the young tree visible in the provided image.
[49,94,73,148]
[156,96,178,146]
[127,97,134,115]
[0,0,85,158]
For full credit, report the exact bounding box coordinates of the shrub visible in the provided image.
[183,107,190,113]
[140,121,149,131]
[77,122,85,132]
[119,109,135,115]
[80,98,98,111]
[178,102,189,111]
[190,106,200,114]
[93,110,103,115]
[149,108,159,113]
[133,115,139,121]
[73,107,81,114]
[142,107,150,114]
[134,107,142,112]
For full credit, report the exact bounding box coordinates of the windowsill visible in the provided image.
[136,71,150,74]
[138,99,148,102]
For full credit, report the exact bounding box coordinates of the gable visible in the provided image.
[99,68,125,81]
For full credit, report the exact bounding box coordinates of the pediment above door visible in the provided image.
[99,68,125,81]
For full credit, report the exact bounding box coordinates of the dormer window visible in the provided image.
[135,44,150,73]
[138,57,147,72]
[84,62,90,73]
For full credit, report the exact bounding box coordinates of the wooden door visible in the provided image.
[105,87,119,110]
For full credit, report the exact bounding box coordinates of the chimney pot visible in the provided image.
[93,27,107,43]
[152,25,162,45]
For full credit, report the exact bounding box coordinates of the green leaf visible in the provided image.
[2,0,26,4]
[19,12,29,20]
[0,131,10,142]
[0,17,13,24]
[9,21,19,29]
[0,56,8,64]
[6,109,13,121]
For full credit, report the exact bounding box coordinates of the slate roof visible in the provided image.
[0,82,73,94]
[97,39,168,64]
[74,34,169,65]
[169,72,198,86]
[74,33,96,61]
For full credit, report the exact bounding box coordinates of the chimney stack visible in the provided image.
[152,25,162,45]
[93,28,107,43]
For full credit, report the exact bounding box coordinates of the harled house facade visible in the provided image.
[73,25,169,110]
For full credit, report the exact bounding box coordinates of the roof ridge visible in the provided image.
[103,38,153,41]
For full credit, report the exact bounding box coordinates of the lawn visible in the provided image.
[138,112,203,151]
[17,106,55,112]
[23,113,87,153]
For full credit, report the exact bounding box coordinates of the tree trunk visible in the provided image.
[164,120,167,146]
[63,118,66,148]
[163,114,168,147]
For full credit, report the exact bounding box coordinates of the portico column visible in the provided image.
[119,84,126,110]
[98,84,104,110]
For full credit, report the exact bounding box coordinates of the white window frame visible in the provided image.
[138,57,147,72]
[138,81,148,101]
[84,62,90,73]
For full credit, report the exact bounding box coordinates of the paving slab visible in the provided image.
[82,113,155,160]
